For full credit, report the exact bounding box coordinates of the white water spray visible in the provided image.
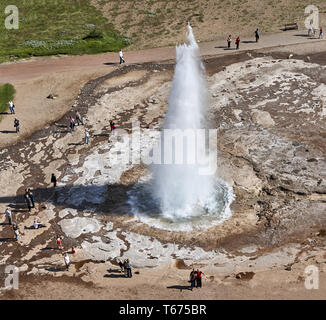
[128,25,234,231]
[152,24,215,220]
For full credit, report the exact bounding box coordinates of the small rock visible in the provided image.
[47,94,58,99]
[285,266,292,271]
[251,110,275,128]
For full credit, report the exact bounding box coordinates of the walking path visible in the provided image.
[0,29,325,149]
[0,29,324,84]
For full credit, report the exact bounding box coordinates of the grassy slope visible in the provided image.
[0,0,130,63]
[0,84,16,114]
[92,0,326,50]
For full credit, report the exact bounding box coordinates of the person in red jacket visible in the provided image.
[196,269,204,288]
[235,36,240,50]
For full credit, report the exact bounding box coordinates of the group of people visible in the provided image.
[118,259,133,278]
[308,23,323,39]
[8,100,20,133]
[189,268,204,290]
[69,111,84,133]
[69,111,90,145]
[226,29,259,50]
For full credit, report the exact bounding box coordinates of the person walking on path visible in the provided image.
[27,189,35,208]
[24,190,32,212]
[8,100,15,114]
[13,223,19,241]
[189,269,197,291]
[235,36,240,50]
[84,129,90,145]
[196,269,204,288]
[119,49,125,64]
[227,35,232,49]
[51,173,57,188]
[5,207,12,225]
[64,253,70,270]
[69,116,75,133]
[255,29,259,42]
[14,118,20,133]
[75,111,84,126]
[126,259,132,278]
[320,28,324,39]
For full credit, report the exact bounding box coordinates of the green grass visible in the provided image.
[0,0,130,63]
[0,84,16,114]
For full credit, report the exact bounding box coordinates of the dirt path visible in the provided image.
[0,29,325,149]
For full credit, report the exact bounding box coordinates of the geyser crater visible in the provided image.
[126,24,235,232]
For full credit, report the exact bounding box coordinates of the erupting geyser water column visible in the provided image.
[152,24,215,220]
[128,24,234,231]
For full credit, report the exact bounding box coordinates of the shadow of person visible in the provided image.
[104,274,126,278]
[167,285,192,291]
[0,238,15,242]
[0,130,17,134]
[45,266,66,272]
[107,268,123,274]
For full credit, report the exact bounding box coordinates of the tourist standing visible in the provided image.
[196,269,204,288]
[57,236,63,250]
[189,269,196,291]
[123,259,128,277]
[75,111,83,126]
[64,253,70,270]
[51,173,57,188]
[308,22,313,37]
[8,101,15,114]
[27,189,35,208]
[5,207,12,225]
[255,29,259,42]
[14,118,20,133]
[227,35,232,49]
[84,130,90,145]
[13,223,19,241]
[235,36,240,50]
[320,28,324,39]
[24,190,32,212]
[119,49,125,64]
[126,259,132,278]
[69,116,75,133]
[118,259,124,273]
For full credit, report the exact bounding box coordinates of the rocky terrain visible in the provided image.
[0,50,326,299]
